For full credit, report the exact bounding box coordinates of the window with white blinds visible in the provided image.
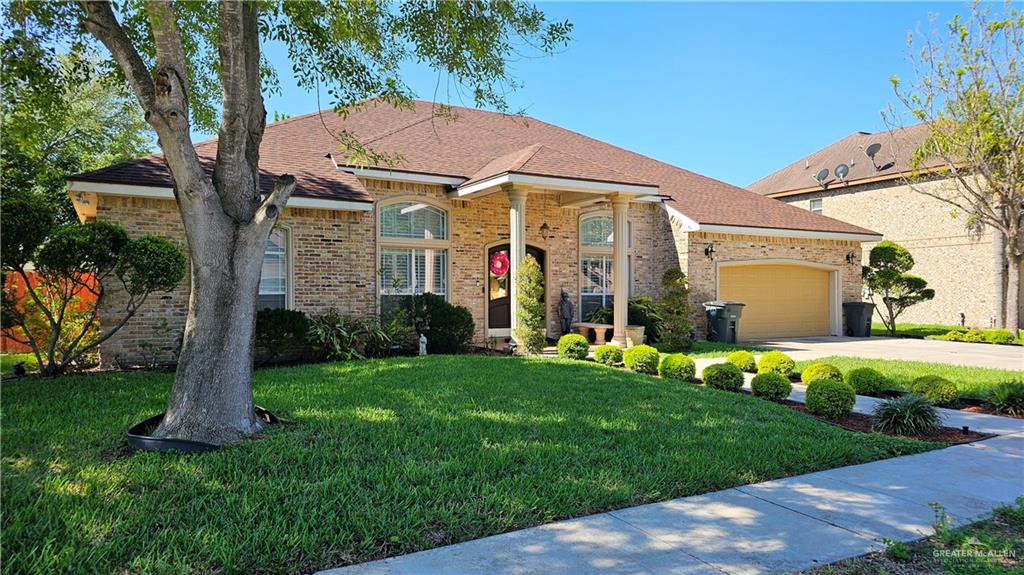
[258,228,288,310]
[379,201,449,311]
[579,214,632,320]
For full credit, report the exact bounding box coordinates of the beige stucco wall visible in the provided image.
[779,177,1002,327]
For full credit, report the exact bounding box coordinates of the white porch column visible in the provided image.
[508,188,528,337]
[610,194,630,347]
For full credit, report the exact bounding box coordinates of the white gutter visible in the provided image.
[659,203,880,241]
[336,165,467,187]
[66,180,374,212]
[454,173,660,198]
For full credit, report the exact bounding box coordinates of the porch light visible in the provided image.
[704,243,716,260]
[845,251,858,264]
[540,222,551,241]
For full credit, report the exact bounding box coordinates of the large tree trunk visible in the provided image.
[153,216,267,444]
[993,221,1007,328]
[1006,249,1021,332]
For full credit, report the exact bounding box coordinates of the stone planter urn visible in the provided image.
[625,325,646,348]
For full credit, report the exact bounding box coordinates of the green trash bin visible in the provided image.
[843,302,875,337]
[703,301,745,343]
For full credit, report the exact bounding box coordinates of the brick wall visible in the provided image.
[779,177,1004,327]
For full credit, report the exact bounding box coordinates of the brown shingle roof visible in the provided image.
[462,144,654,187]
[69,100,877,235]
[748,124,942,197]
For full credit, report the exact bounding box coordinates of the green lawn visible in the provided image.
[654,340,768,357]
[871,322,966,338]
[2,356,936,575]
[1,353,37,376]
[794,356,1024,400]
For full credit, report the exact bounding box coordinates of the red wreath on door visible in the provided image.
[489,251,510,277]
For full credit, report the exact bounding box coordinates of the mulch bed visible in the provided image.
[781,400,991,444]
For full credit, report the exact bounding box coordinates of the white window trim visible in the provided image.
[577,212,634,319]
[259,226,294,310]
[376,197,452,308]
[809,198,823,214]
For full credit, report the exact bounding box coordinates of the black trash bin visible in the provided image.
[843,302,875,337]
[704,301,745,343]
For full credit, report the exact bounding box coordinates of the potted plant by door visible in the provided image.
[625,325,646,347]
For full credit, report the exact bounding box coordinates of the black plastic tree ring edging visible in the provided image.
[126,406,280,453]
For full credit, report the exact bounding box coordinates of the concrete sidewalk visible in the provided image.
[320,432,1024,575]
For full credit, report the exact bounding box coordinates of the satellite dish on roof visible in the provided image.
[835,163,850,183]
[813,168,831,189]
[864,143,882,159]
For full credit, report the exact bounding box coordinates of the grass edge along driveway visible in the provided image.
[3,356,938,575]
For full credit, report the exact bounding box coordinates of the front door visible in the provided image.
[488,244,545,332]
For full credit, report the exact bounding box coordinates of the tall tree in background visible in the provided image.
[1,38,152,225]
[4,1,571,444]
[888,1,1022,329]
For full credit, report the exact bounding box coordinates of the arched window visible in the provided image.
[379,201,450,312]
[258,227,289,310]
[579,214,631,320]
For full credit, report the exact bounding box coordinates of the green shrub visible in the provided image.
[702,362,744,392]
[751,372,792,402]
[726,350,757,373]
[910,375,960,406]
[844,367,888,396]
[593,344,623,366]
[255,308,310,365]
[984,329,1017,345]
[557,334,590,360]
[658,353,696,381]
[800,363,842,385]
[657,269,692,351]
[513,255,546,354]
[941,330,964,342]
[805,379,856,419]
[962,329,985,343]
[410,293,475,354]
[871,394,942,436]
[988,380,1024,416]
[757,351,795,377]
[622,344,659,375]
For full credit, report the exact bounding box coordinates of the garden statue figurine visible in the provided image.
[419,334,428,356]
[558,290,575,335]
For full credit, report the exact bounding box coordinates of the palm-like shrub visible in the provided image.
[805,379,856,419]
[800,363,842,385]
[658,353,696,381]
[726,350,757,373]
[557,333,589,360]
[844,367,888,396]
[702,362,744,392]
[757,351,795,377]
[593,344,623,366]
[910,375,960,406]
[872,395,942,436]
[751,372,792,402]
[622,344,659,375]
[988,381,1024,415]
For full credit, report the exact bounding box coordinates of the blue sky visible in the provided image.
[262,1,970,188]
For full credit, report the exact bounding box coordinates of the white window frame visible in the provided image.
[258,227,291,310]
[578,213,633,320]
[809,198,823,214]
[377,198,451,307]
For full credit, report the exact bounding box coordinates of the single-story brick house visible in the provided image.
[749,124,1023,329]
[67,100,880,365]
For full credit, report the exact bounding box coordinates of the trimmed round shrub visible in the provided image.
[984,329,1017,345]
[844,367,888,396]
[557,333,590,360]
[622,344,660,375]
[701,362,744,392]
[988,380,1024,416]
[962,329,986,343]
[871,394,942,436]
[800,363,843,385]
[757,351,795,377]
[593,344,623,366]
[658,353,696,381]
[910,375,960,406]
[726,350,757,373]
[805,379,856,419]
[942,330,964,342]
[750,372,792,402]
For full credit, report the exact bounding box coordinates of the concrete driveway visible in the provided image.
[749,336,1024,370]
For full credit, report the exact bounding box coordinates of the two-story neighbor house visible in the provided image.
[67,100,880,365]
[749,124,1022,330]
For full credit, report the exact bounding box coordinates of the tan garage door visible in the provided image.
[719,264,831,339]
